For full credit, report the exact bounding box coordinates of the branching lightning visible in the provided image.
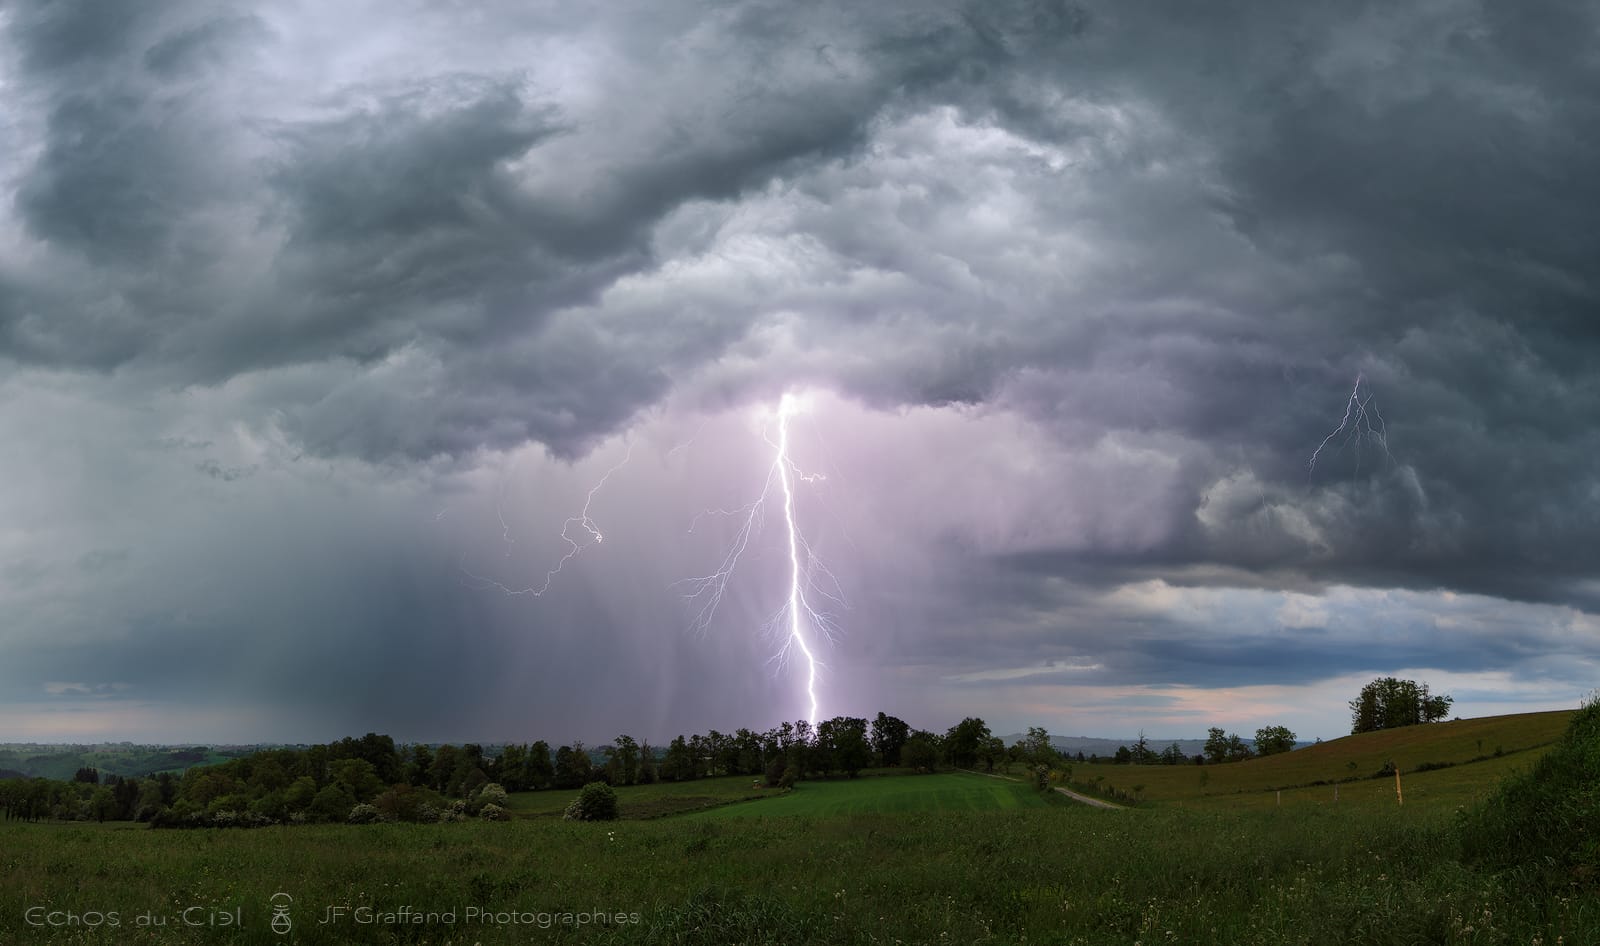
[463,444,632,596]
[675,393,844,723]
[1309,373,1393,477]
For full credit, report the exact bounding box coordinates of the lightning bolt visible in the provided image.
[676,393,843,723]
[463,444,632,596]
[1308,373,1393,477]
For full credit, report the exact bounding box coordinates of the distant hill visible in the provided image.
[0,744,259,780]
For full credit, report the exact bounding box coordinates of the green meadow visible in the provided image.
[2,709,1594,945]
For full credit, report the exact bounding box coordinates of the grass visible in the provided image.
[2,710,1592,945]
[700,771,1058,818]
[505,775,781,819]
[1057,710,1574,811]
[3,800,1594,945]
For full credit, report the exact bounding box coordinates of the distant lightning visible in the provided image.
[1309,373,1393,477]
[676,393,843,723]
[464,444,632,596]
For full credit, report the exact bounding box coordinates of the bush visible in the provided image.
[1460,694,1600,888]
[564,782,619,821]
[476,782,509,809]
[347,803,381,825]
[479,803,509,821]
[778,767,798,790]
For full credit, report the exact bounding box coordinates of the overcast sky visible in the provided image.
[2,0,1597,746]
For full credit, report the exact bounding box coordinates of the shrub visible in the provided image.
[1460,694,1600,888]
[476,782,509,809]
[347,803,381,825]
[564,782,619,821]
[479,803,509,821]
[778,767,798,790]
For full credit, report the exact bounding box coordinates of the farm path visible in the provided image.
[958,768,1126,810]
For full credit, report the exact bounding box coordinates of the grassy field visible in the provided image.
[3,799,1592,945]
[2,711,1591,945]
[1054,710,1573,811]
[702,771,1057,818]
[505,774,784,819]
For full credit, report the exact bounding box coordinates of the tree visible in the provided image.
[944,717,990,769]
[821,717,872,777]
[870,713,910,767]
[1203,728,1230,765]
[979,736,1007,773]
[524,741,555,790]
[1349,677,1454,734]
[1113,745,1132,765]
[553,744,592,790]
[661,736,696,782]
[612,735,640,786]
[1254,726,1297,757]
[1160,742,1186,766]
[1131,730,1154,765]
[902,730,940,772]
[497,744,527,792]
[1023,727,1056,766]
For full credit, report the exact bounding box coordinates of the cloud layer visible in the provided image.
[2,0,1596,742]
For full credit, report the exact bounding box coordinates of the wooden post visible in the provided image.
[1395,768,1403,806]
[1334,785,1339,803]
[1276,790,1281,807]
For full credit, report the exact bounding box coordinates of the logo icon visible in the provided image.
[269,892,293,936]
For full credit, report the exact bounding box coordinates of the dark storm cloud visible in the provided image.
[3,0,1598,739]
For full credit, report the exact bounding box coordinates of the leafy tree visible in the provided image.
[1160,742,1187,765]
[870,713,911,766]
[497,744,527,791]
[1203,728,1231,764]
[1113,745,1132,765]
[944,717,991,769]
[902,730,940,772]
[661,736,696,782]
[612,735,641,786]
[1254,725,1297,756]
[429,744,461,792]
[553,744,593,790]
[328,758,383,802]
[407,744,434,787]
[72,767,100,785]
[979,736,1007,773]
[309,784,355,823]
[821,717,872,777]
[1023,727,1056,766]
[1349,677,1454,734]
[524,741,555,790]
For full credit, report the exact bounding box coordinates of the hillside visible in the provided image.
[1064,709,1574,810]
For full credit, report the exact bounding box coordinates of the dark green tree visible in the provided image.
[944,717,990,769]
[1254,725,1297,756]
[870,713,911,766]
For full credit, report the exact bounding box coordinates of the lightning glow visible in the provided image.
[1309,373,1393,476]
[676,393,843,723]
[464,444,632,597]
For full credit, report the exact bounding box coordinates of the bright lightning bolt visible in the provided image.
[463,444,632,596]
[676,393,843,723]
[1308,373,1393,477]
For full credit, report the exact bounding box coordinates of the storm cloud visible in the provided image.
[1,0,1596,743]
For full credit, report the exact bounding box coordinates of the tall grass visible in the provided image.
[3,802,1594,944]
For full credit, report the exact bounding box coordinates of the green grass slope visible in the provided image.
[1066,709,1574,810]
[701,771,1056,819]
[506,775,781,819]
